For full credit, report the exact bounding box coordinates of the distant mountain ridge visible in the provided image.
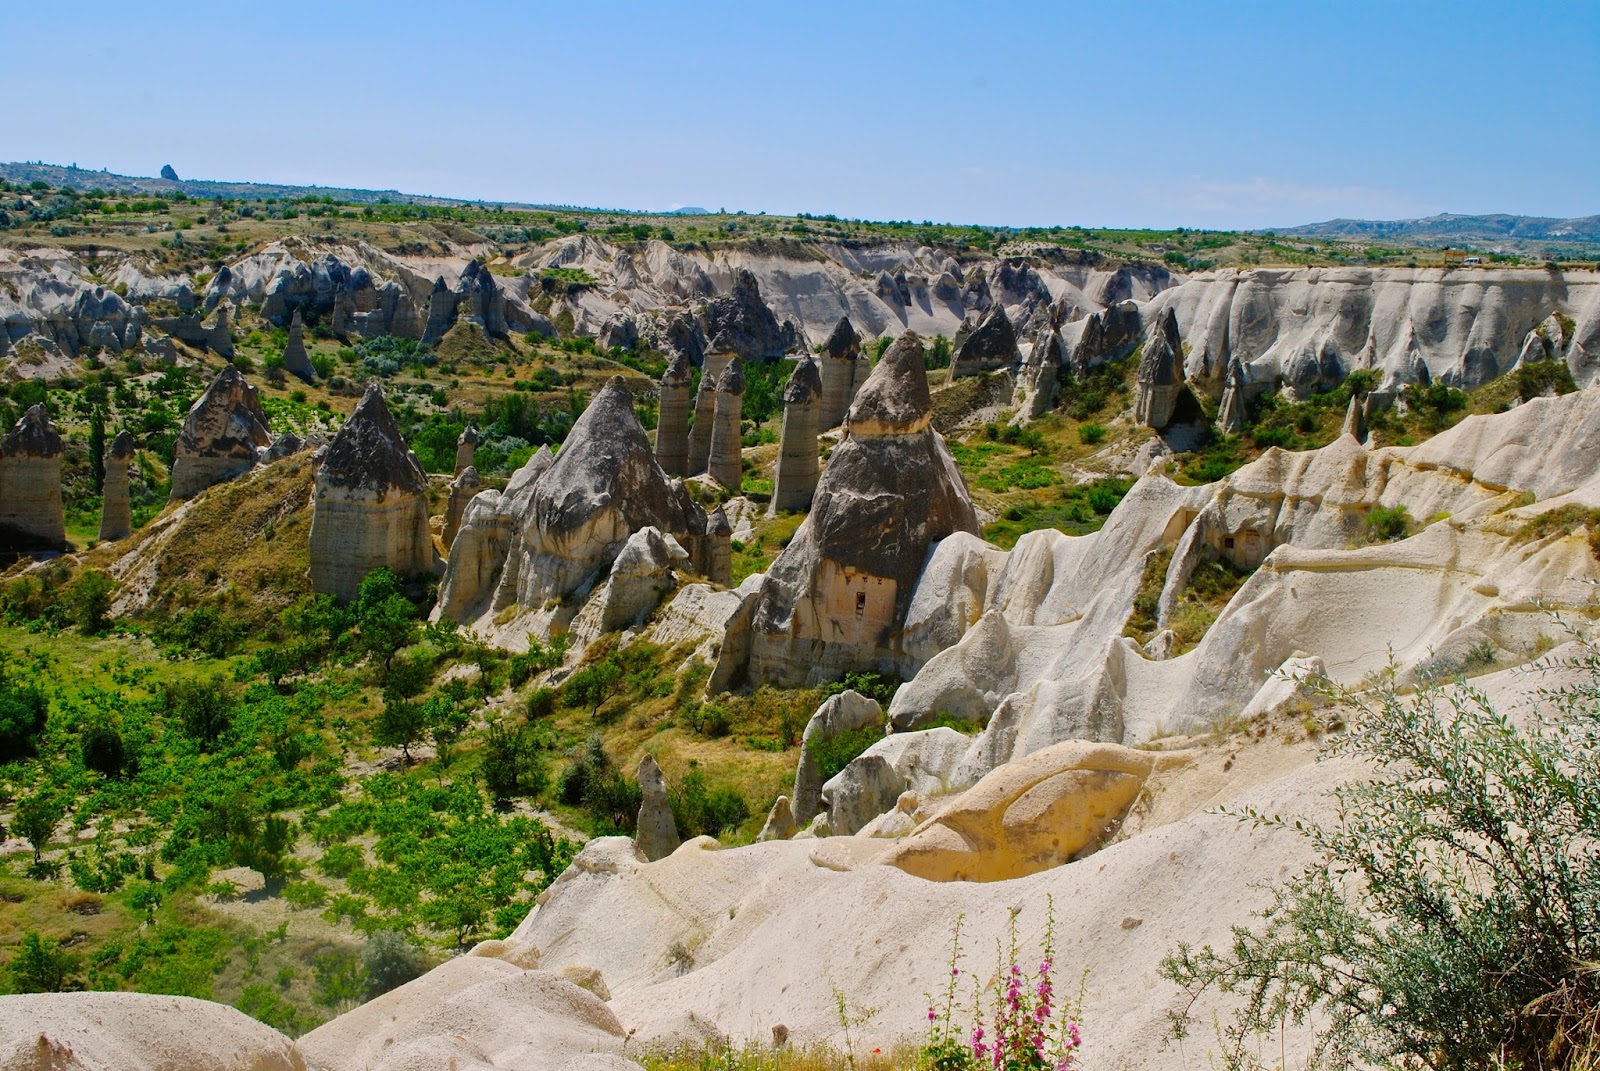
[1277,212,1600,246]
[0,161,611,213]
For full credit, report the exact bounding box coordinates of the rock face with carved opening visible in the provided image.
[98,430,136,542]
[169,366,272,500]
[0,404,66,553]
[309,383,436,601]
[746,332,981,686]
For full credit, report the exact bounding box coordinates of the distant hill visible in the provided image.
[0,160,617,213]
[1277,212,1600,248]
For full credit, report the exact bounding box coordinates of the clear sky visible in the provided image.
[4,0,1595,229]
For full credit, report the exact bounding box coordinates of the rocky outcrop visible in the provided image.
[0,991,307,1071]
[1341,394,1367,443]
[569,527,690,646]
[877,741,1184,882]
[503,377,706,614]
[444,466,480,550]
[772,355,822,512]
[950,306,1019,379]
[1066,300,1142,375]
[747,332,982,685]
[1144,266,1600,395]
[1133,307,1184,429]
[818,317,864,429]
[1215,355,1248,434]
[697,270,796,359]
[455,426,478,476]
[98,430,135,542]
[635,754,680,861]
[1013,329,1062,420]
[432,446,555,622]
[791,690,883,826]
[308,383,436,601]
[703,506,732,587]
[654,351,692,476]
[0,404,66,553]
[599,312,638,352]
[456,261,508,337]
[153,304,234,357]
[687,338,735,476]
[297,956,630,1071]
[707,358,745,490]
[281,309,315,382]
[169,367,272,500]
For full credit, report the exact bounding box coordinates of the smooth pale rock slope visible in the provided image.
[308,382,436,601]
[884,386,1600,788]
[0,991,306,1071]
[746,332,981,685]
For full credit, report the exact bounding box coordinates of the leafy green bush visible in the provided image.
[0,676,48,761]
[805,724,883,786]
[80,721,127,778]
[667,766,749,838]
[1162,645,1600,1071]
[1077,422,1107,445]
[481,720,549,802]
[1366,504,1411,542]
[363,930,426,997]
[8,932,79,993]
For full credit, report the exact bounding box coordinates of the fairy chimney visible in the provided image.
[772,354,823,513]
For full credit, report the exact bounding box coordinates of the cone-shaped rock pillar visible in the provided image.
[707,357,745,490]
[98,431,136,542]
[0,404,66,553]
[455,426,478,476]
[655,351,692,476]
[1134,307,1184,430]
[282,309,316,383]
[748,332,981,686]
[445,465,481,550]
[772,354,823,512]
[819,317,862,429]
[688,338,735,475]
[309,383,435,602]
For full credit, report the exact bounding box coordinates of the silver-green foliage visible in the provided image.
[1161,639,1600,1071]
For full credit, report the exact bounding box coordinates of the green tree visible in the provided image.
[61,570,114,634]
[80,720,126,777]
[374,699,429,764]
[0,678,49,760]
[1162,643,1600,1071]
[311,947,366,1011]
[167,678,234,746]
[363,930,426,997]
[9,932,79,993]
[88,406,106,493]
[14,792,63,863]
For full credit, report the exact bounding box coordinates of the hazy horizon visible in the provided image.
[4,0,1596,230]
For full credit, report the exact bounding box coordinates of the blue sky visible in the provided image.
[4,0,1595,229]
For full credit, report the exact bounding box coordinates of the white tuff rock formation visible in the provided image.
[308,383,436,601]
[169,366,272,500]
[0,403,66,553]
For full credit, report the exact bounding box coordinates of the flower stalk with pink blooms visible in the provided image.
[919,901,1084,1071]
